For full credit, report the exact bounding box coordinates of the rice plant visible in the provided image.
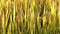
[0,0,60,34]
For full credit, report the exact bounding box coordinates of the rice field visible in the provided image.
[0,0,60,34]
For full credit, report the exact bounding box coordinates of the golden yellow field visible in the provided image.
[0,0,60,34]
